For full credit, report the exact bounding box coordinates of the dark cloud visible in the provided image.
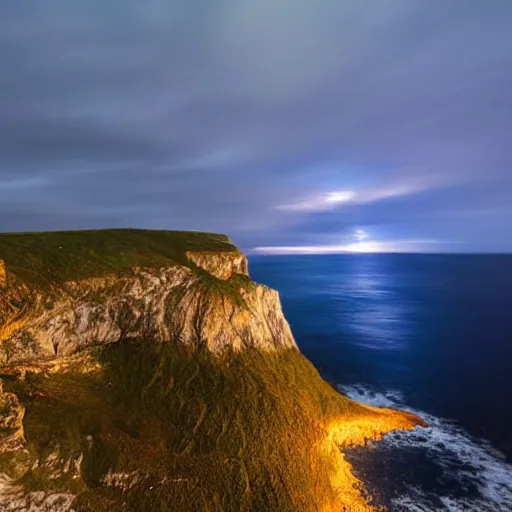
[0,1,511,251]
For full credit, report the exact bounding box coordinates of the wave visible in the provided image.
[339,384,512,512]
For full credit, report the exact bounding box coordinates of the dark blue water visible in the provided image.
[250,254,512,511]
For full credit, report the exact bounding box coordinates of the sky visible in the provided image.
[1,1,511,253]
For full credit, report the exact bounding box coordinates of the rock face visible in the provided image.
[186,250,249,280]
[0,380,29,479]
[0,259,6,288]
[0,254,296,366]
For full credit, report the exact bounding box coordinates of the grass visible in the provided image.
[0,229,238,291]
[195,271,256,308]
[2,340,422,512]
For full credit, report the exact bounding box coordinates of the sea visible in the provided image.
[250,254,512,512]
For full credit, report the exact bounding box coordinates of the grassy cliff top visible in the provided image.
[0,229,239,287]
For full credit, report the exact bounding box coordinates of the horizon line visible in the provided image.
[247,240,498,256]
[247,249,512,256]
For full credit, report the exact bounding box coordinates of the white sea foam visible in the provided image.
[339,384,512,512]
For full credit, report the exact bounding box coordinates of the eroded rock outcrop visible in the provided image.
[0,380,30,482]
[0,475,75,512]
[0,261,296,366]
[186,250,249,280]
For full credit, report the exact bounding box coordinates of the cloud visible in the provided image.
[0,1,511,251]
[277,190,356,212]
[275,170,465,212]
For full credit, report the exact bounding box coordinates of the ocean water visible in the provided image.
[250,254,512,511]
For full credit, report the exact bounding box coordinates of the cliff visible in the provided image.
[0,229,424,512]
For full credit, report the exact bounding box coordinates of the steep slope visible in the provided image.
[0,229,425,511]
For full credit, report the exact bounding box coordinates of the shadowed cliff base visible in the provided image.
[0,229,425,511]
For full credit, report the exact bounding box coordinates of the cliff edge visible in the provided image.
[0,229,425,512]
[0,229,295,364]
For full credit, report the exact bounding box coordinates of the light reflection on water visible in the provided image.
[327,258,416,351]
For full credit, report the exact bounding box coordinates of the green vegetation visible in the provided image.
[0,229,238,291]
[2,340,381,512]
[196,271,256,308]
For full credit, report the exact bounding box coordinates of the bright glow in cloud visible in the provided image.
[325,191,356,204]
[251,239,444,254]
[344,241,385,252]
[277,189,355,212]
[251,243,390,254]
[275,172,459,214]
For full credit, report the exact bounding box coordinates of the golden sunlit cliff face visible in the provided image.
[0,229,425,511]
